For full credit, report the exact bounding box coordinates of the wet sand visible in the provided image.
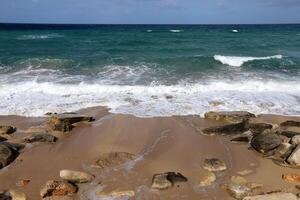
[0,107,300,199]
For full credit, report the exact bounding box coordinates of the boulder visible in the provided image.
[96,190,135,198]
[291,135,300,145]
[59,170,93,183]
[231,137,250,144]
[249,123,273,134]
[8,190,27,200]
[0,193,11,200]
[0,136,7,142]
[23,133,57,143]
[203,158,227,172]
[0,125,16,135]
[251,133,282,153]
[222,183,251,200]
[1,142,25,152]
[40,180,77,198]
[0,144,19,169]
[202,121,248,136]
[151,172,188,190]
[278,130,300,138]
[281,120,300,127]
[243,192,298,200]
[199,172,216,187]
[94,152,135,170]
[282,173,300,184]
[273,143,294,160]
[204,111,255,123]
[287,145,300,166]
[49,114,94,132]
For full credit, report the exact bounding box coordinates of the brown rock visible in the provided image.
[203,158,227,172]
[59,170,93,183]
[40,180,77,198]
[151,172,188,190]
[202,121,248,136]
[251,133,282,153]
[16,180,30,187]
[281,120,300,127]
[95,152,135,170]
[287,145,300,166]
[204,111,255,123]
[0,144,19,169]
[199,172,216,187]
[23,133,57,143]
[222,183,251,200]
[283,174,300,185]
[8,190,27,200]
[243,192,298,200]
[0,125,16,135]
[249,123,273,134]
[273,143,294,160]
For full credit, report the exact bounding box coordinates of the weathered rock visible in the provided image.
[231,137,250,144]
[277,130,300,138]
[8,190,27,200]
[222,183,251,200]
[237,170,253,176]
[95,152,135,169]
[49,114,94,132]
[199,172,216,187]
[96,190,135,198]
[23,133,57,143]
[287,145,300,166]
[243,192,298,200]
[40,180,77,198]
[151,172,188,190]
[251,133,282,153]
[0,136,7,142]
[0,192,11,200]
[204,111,255,123]
[59,170,93,183]
[273,143,294,160]
[291,135,300,145]
[203,158,227,172]
[282,173,300,185]
[0,144,19,169]
[43,196,75,200]
[281,120,300,127]
[0,125,16,135]
[249,123,273,134]
[231,176,247,184]
[202,121,248,135]
[1,142,25,152]
[16,180,30,187]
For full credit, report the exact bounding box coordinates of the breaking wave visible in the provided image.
[214,55,283,67]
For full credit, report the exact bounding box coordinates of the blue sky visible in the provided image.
[0,0,300,24]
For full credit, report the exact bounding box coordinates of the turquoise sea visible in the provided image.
[0,24,300,116]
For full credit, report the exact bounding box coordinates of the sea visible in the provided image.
[0,24,300,117]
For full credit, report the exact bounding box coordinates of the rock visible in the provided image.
[23,133,57,143]
[96,190,135,198]
[249,123,273,134]
[0,136,7,142]
[95,152,135,169]
[43,196,75,200]
[40,180,77,198]
[1,142,25,152]
[199,172,216,187]
[292,135,300,145]
[0,193,11,200]
[278,130,300,138]
[202,121,248,135]
[231,176,247,184]
[251,133,282,153]
[49,114,94,132]
[59,170,93,183]
[273,143,294,160]
[247,183,263,190]
[0,144,19,169]
[203,158,227,172]
[0,126,16,135]
[287,145,300,166]
[281,120,300,127]
[237,170,253,176]
[231,137,250,144]
[222,183,251,200]
[16,180,30,187]
[243,192,298,200]
[8,190,27,200]
[151,172,188,190]
[282,174,300,185]
[204,111,255,123]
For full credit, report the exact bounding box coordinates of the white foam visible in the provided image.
[232,29,238,33]
[17,34,63,40]
[214,55,283,67]
[0,80,300,117]
[146,30,152,32]
[169,30,184,33]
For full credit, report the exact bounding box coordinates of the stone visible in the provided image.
[0,136,7,142]
[203,158,227,172]
[199,172,216,187]
[292,135,300,145]
[0,193,11,200]
[282,174,300,185]
[278,130,300,138]
[95,152,135,169]
[43,197,75,200]
[222,183,251,200]
[59,170,93,183]
[40,180,77,198]
[16,180,30,187]
[287,145,300,166]
[1,142,25,152]
[231,137,250,144]
[204,111,255,123]
[49,114,94,132]
[8,190,27,200]
[0,144,19,169]
[231,176,247,184]
[251,133,282,153]
[249,123,273,134]
[0,126,16,135]
[243,192,298,200]
[151,172,188,190]
[273,143,294,160]
[202,121,248,136]
[281,120,300,127]
[96,190,135,198]
[23,133,57,143]
[237,170,253,176]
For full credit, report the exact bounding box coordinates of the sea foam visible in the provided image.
[214,55,283,67]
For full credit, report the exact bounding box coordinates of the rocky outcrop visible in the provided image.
[203,158,227,172]
[151,172,188,190]
[250,133,282,153]
[0,144,19,169]
[243,192,298,200]
[23,133,57,143]
[202,121,248,135]
[0,125,16,135]
[287,145,300,166]
[94,152,135,170]
[59,170,93,183]
[204,111,255,123]
[280,120,300,127]
[40,180,77,198]
[249,123,273,134]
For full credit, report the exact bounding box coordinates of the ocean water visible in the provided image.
[0,24,300,117]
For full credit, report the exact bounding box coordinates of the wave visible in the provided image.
[17,33,63,40]
[0,80,300,117]
[146,30,153,32]
[169,30,184,33]
[214,55,283,67]
[232,29,239,33]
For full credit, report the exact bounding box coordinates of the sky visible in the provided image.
[0,0,300,24]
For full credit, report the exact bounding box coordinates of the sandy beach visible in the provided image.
[1,107,300,199]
